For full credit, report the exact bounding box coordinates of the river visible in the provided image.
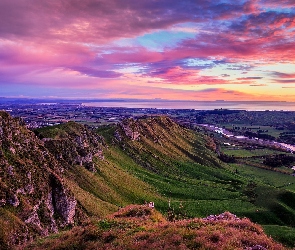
[200,124,295,153]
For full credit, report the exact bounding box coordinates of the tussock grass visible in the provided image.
[26,205,285,250]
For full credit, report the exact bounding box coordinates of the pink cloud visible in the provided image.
[243,0,260,14]
[272,72,295,78]
[103,85,262,101]
[260,0,295,8]
[274,79,295,84]
[103,47,164,64]
[140,65,235,85]
[0,0,268,44]
[1,0,295,101]
[249,84,267,86]
[147,66,200,84]
[0,1,218,43]
[0,40,95,67]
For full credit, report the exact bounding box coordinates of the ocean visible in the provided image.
[82,101,295,111]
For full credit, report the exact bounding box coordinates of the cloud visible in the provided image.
[1,0,295,101]
[71,67,122,78]
[191,88,262,100]
[272,72,295,78]
[0,0,251,44]
[237,77,263,80]
[274,79,295,84]
[197,88,220,93]
[260,0,295,8]
[141,65,235,85]
[146,66,200,84]
[271,71,295,84]
[249,84,267,86]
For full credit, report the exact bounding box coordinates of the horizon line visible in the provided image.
[0,97,293,103]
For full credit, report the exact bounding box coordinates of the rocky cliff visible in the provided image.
[0,112,165,248]
[0,112,77,248]
[35,121,105,172]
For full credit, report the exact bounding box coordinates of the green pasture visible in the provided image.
[263,225,295,248]
[220,123,294,139]
[221,147,280,157]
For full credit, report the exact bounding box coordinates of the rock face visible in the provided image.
[35,122,105,172]
[0,112,78,247]
[116,116,187,145]
[50,174,77,225]
[118,120,141,141]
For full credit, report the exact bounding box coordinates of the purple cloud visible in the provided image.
[71,66,122,78]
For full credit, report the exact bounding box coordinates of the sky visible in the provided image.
[0,0,295,101]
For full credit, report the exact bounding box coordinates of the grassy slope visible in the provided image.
[35,122,165,218]
[35,117,295,247]
[96,118,295,248]
[97,120,249,216]
[225,162,295,247]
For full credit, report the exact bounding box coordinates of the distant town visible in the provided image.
[0,102,200,128]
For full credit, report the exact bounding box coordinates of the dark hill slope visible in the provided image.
[0,112,78,248]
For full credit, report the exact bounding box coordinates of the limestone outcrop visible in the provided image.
[0,111,78,247]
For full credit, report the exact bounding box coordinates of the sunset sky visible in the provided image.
[1,0,295,101]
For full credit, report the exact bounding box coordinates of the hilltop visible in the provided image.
[26,205,284,250]
[1,112,295,248]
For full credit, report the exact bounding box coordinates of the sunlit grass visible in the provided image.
[31,117,295,247]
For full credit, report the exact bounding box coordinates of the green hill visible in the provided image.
[37,115,295,247]
[1,112,295,248]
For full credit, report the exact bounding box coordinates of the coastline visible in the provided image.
[81,100,295,111]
